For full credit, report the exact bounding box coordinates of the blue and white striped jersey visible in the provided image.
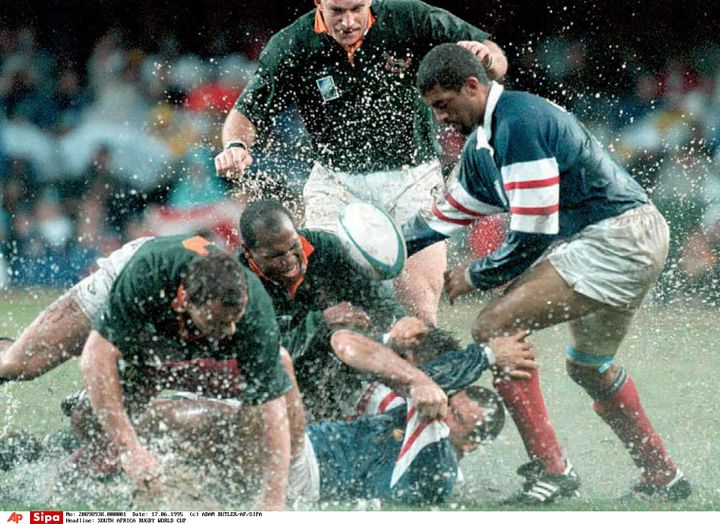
[403,82,648,291]
[307,342,492,505]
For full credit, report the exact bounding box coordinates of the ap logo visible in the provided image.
[7,513,23,524]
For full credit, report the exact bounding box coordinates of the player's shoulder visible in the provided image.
[496,90,565,128]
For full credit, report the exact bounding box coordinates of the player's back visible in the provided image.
[307,405,457,504]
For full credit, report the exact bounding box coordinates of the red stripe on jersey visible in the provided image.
[510,204,560,215]
[432,204,474,226]
[378,392,400,414]
[397,418,432,460]
[406,405,416,424]
[446,193,487,218]
[504,176,560,191]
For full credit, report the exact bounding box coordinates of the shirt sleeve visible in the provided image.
[92,255,160,348]
[403,134,505,257]
[237,279,292,405]
[233,31,293,133]
[467,119,561,290]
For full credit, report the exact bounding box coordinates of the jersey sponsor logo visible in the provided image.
[316,76,341,102]
[383,52,412,77]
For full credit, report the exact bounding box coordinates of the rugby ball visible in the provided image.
[336,202,407,281]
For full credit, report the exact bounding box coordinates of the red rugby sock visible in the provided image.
[494,368,566,474]
[593,377,676,485]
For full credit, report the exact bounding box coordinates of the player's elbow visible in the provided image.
[329,329,362,364]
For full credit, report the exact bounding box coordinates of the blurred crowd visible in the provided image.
[1,26,719,302]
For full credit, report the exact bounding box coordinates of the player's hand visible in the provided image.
[409,375,448,419]
[387,317,429,349]
[443,264,475,304]
[120,444,165,499]
[456,41,494,70]
[323,302,372,330]
[214,146,254,180]
[489,330,538,380]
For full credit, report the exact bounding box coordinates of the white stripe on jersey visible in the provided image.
[446,168,506,216]
[510,212,559,235]
[390,401,449,488]
[506,184,559,210]
[501,157,560,185]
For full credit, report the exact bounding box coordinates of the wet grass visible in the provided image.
[1,289,718,510]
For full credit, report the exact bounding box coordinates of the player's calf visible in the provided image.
[566,350,689,499]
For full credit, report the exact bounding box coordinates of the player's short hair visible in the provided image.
[240,199,295,249]
[417,43,489,95]
[460,385,505,444]
[413,327,462,364]
[185,250,248,308]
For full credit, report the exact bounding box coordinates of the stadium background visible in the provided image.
[1,0,719,510]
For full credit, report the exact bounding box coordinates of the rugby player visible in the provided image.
[402,44,690,503]
[238,199,450,421]
[2,235,292,510]
[215,0,508,326]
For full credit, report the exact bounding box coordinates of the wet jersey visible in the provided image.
[403,82,648,290]
[93,235,290,405]
[234,0,489,173]
[242,228,406,420]
[307,343,491,504]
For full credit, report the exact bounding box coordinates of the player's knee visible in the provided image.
[566,350,626,401]
[471,312,508,342]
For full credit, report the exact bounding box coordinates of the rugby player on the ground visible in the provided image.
[2,235,292,510]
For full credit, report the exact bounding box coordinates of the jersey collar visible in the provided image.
[482,81,504,143]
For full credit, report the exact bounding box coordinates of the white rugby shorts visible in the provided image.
[302,160,443,231]
[287,432,321,505]
[547,204,669,309]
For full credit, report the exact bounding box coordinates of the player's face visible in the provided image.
[446,391,485,458]
[246,218,306,286]
[423,82,482,136]
[315,0,373,47]
[186,299,247,341]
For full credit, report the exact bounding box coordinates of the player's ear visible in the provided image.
[465,77,482,95]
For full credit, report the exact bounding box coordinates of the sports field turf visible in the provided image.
[1,288,718,511]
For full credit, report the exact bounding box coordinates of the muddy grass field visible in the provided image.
[1,288,718,511]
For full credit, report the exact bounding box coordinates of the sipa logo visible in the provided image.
[30,513,63,524]
[7,514,23,524]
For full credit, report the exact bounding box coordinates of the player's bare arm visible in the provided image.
[456,39,508,80]
[215,109,257,179]
[79,331,164,497]
[257,395,291,511]
[330,329,447,419]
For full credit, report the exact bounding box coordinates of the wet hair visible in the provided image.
[413,327,462,364]
[460,385,506,444]
[239,199,295,249]
[185,250,248,308]
[416,43,489,95]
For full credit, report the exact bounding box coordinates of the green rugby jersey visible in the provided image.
[235,0,489,173]
[241,228,407,419]
[93,235,291,405]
